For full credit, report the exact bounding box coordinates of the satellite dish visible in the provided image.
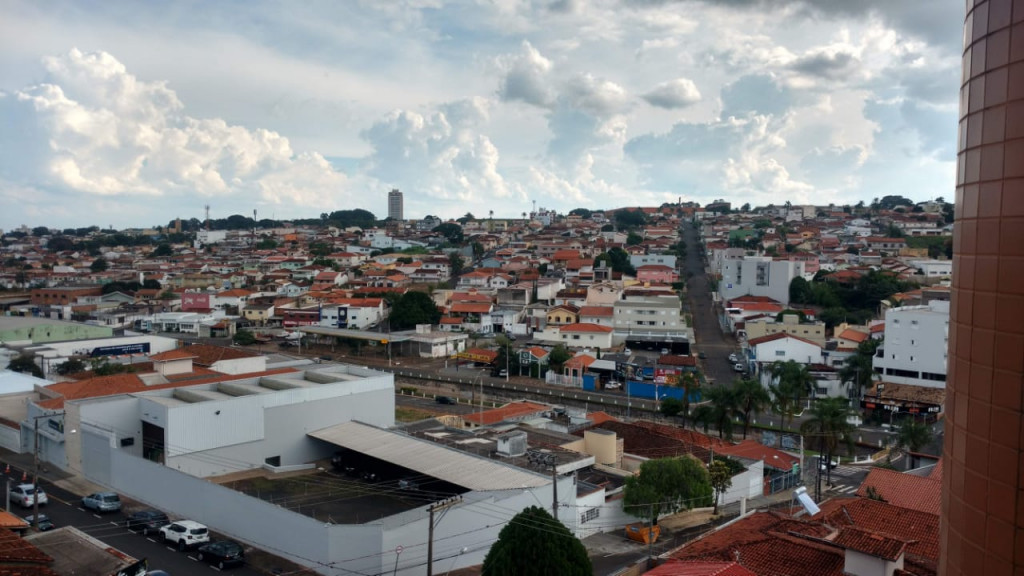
[793,486,820,517]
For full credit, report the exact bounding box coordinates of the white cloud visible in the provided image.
[642,78,702,109]
[0,49,348,212]
[497,41,555,108]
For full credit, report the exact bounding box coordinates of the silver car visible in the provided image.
[82,492,122,513]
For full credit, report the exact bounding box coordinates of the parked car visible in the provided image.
[126,509,170,535]
[605,380,622,390]
[435,396,456,405]
[196,540,245,569]
[10,484,47,508]
[697,351,707,359]
[82,492,122,513]
[159,520,210,551]
[728,353,739,363]
[24,514,54,531]
[146,572,171,576]
[733,363,745,373]
[816,456,840,471]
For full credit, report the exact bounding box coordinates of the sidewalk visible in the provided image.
[0,447,108,498]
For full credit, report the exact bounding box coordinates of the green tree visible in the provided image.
[433,223,465,244]
[8,354,43,378]
[448,251,465,281]
[481,506,591,576]
[839,338,881,400]
[704,385,738,440]
[90,257,109,272]
[691,404,714,434]
[54,358,87,376]
[233,329,257,346]
[568,208,592,219]
[456,212,476,224]
[91,359,131,376]
[708,460,733,515]
[614,209,648,230]
[152,243,173,257]
[788,277,813,305]
[623,457,712,526]
[595,247,636,275]
[893,419,934,470]
[625,231,644,246]
[256,237,278,250]
[660,397,684,418]
[800,397,855,485]
[547,344,572,370]
[388,291,441,330]
[733,378,770,439]
[768,360,815,430]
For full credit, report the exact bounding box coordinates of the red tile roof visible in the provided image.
[149,349,198,362]
[579,306,614,317]
[586,411,617,425]
[462,401,549,426]
[0,527,56,568]
[855,467,941,515]
[747,332,822,349]
[819,497,940,563]
[560,323,613,333]
[451,302,493,313]
[833,526,908,561]
[837,329,869,343]
[716,439,799,472]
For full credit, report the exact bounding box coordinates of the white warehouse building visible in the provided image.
[872,300,950,388]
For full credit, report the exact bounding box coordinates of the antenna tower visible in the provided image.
[205,204,211,231]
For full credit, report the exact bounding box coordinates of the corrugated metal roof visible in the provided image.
[309,421,549,491]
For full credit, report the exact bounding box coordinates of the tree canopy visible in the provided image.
[623,457,712,525]
[7,355,42,378]
[595,247,636,275]
[433,223,465,245]
[708,460,733,514]
[481,506,591,576]
[388,291,441,330]
[614,209,647,230]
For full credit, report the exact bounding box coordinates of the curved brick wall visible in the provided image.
[941,0,1024,574]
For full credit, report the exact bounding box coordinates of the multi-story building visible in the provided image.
[719,256,804,306]
[871,300,949,389]
[387,188,403,221]
[743,313,826,347]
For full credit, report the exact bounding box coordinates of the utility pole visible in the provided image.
[529,451,559,521]
[427,496,462,576]
[32,419,40,530]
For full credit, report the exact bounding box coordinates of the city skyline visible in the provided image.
[1,0,961,230]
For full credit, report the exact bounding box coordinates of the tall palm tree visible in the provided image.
[769,361,815,429]
[677,372,700,428]
[893,419,934,470]
[733,378,770,439]
[691,404,714,434]
[839,339,881,401]
[705,386,738,440]
[800,397,855,486]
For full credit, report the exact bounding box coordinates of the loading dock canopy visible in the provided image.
[309,421,548,491]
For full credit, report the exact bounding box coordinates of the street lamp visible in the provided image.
[30,411,64,530]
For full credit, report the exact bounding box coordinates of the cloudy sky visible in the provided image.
[0,0,963,230]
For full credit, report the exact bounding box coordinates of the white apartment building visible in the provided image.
[613,297,683,336]
[719,256,805,306]
[872,300,950,388]
[630,254,677,269]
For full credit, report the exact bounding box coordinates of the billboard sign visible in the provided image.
[182,292,212,311]
[90,343,151,357]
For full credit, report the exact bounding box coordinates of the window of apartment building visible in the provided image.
[775,350,785,356]
[572,335,580,340]
[581,508,599,524]
[911,320,919,327]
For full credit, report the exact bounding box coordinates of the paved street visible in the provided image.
[679,220,741,387]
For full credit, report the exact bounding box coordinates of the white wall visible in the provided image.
[718,459,764,505]
[872,302,949,388]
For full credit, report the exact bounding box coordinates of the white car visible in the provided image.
[160,520,210,551]
[605,380,622,390]
[733,363,745,373]
[728,353,739,363]
[10,484,47,508]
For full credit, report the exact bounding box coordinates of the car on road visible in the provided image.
[196,540,245,569]
[728,353,739,363]
[159,520,210,550]
[24,514,54,531]
[82,492,121,513]
[605,380,622,390]
[697,351,707,359]
[435,396,456,405]
[733,363,745,373]
[816,456,840,470]
[10,484,47,508]
[126,509,170,535]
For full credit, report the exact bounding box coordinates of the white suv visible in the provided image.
[159,520,210,551]
[10,484,47,508]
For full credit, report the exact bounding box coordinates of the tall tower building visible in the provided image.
[388,189,404,221]
[942,1,1024,574]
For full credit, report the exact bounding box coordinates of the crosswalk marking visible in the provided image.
[831,484,859,494]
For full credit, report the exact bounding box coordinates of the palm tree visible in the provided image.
[800,397,855,486]
[677,372,700,428]
[893,419,934,470]
[733,378,770,439]
[769,361,815,429]
[691,404,714,434]
[705,386,738,440]
[839,339,880,401]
